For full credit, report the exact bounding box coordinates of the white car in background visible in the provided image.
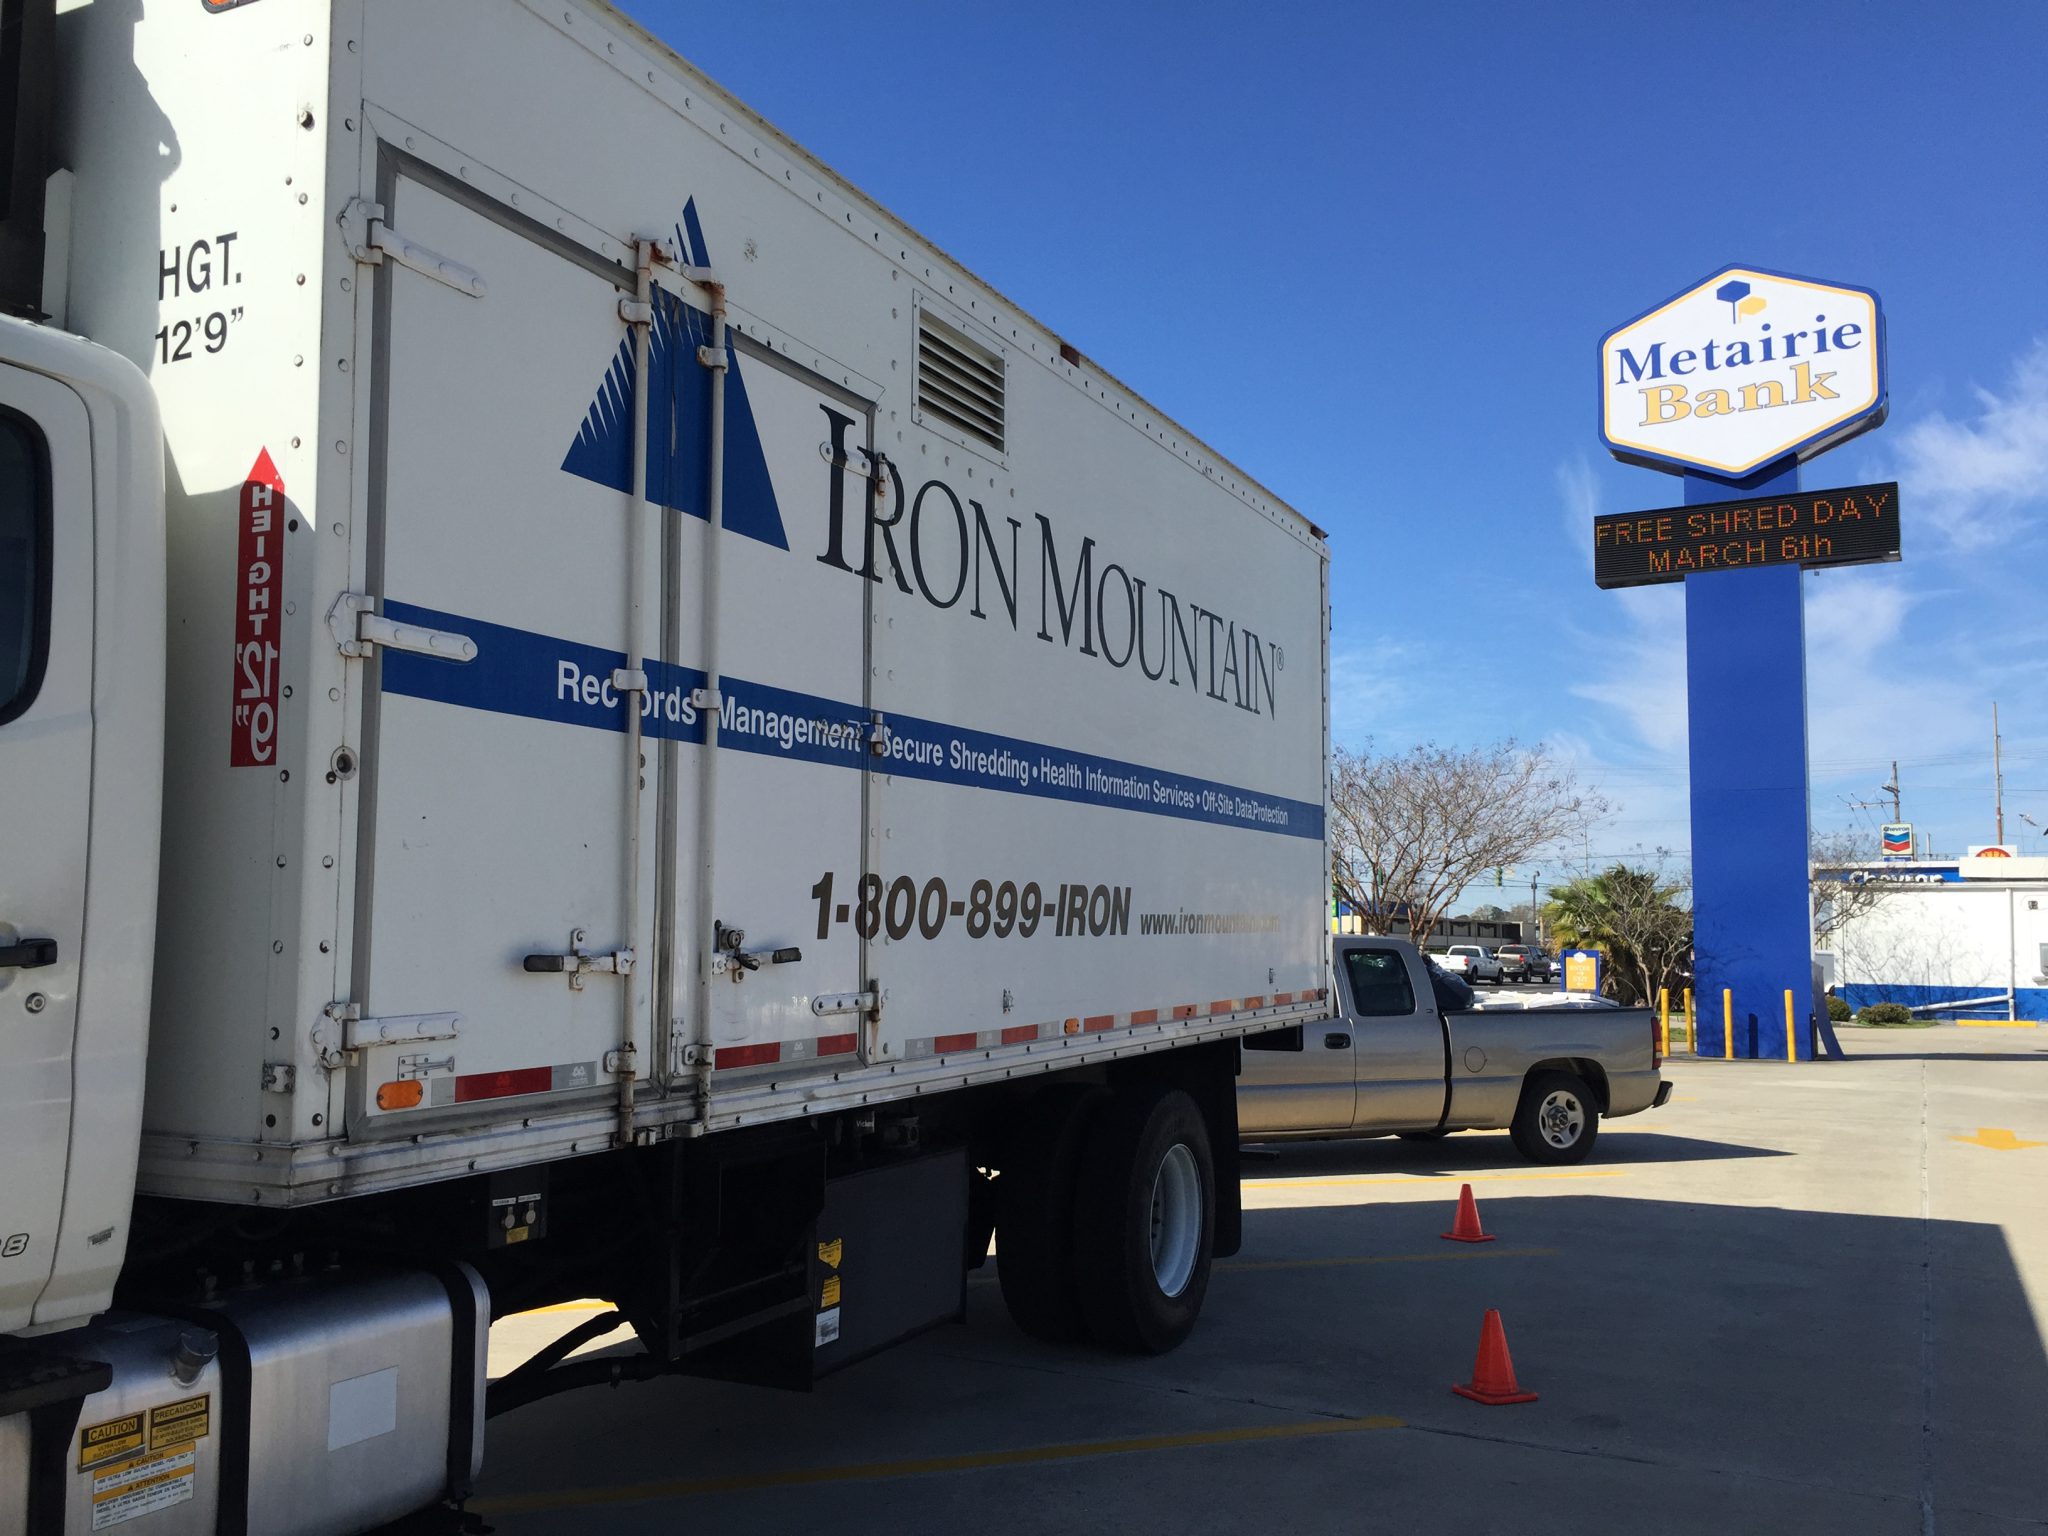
[1434,944,1506,984]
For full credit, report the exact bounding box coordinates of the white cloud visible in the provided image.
[1890,337,2048,551]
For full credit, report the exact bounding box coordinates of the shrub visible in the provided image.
[1826,995,1852,1022]
[1856,1001,1916,1025]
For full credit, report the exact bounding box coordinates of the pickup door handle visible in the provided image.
[0,938,57,969]
[1323,1031,1350,1050]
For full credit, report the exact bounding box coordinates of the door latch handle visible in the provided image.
[1323,1031,1350,1050]
[0,938,57,969]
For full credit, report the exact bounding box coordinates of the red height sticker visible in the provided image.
[230,450,284,766]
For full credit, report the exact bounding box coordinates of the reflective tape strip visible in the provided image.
[454,1066,554,1103]
[1000,1024,1039,1044]
[817,1034,858,1057]
[934,1031,978,1053]
[1273,992,1295,1005]
[1242,995,1266,1008]
[1208,1000,1235,1015]
[1082,1014,1115,1033]
[714,1043,781,1070]
[1172,1004,1198,1020]
[1130,1009,1159,1025]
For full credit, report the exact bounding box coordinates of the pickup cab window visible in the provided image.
[1343,948,1416,1018]
[0,410,49,726]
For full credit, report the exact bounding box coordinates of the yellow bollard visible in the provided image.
[1659,987,1670,1057]
[1784,990,1798,1063]
[1685,986,1695,1054]
[1723,989,1734,1060]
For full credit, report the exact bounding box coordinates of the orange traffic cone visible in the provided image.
[1441,1183,1495,1243]
[1452,1309,1538,1405]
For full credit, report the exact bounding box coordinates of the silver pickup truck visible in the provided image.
[1238,937,1669,1162]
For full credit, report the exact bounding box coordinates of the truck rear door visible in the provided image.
[0,366,93,1329]
[353,159,873,1125]
[1341,943,1450,1132]
[352,166,662,1127]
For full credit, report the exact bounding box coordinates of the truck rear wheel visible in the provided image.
[1510,1070,1600,1164]
[1072,1086,1215,1354]
[996,1084,1108,1343]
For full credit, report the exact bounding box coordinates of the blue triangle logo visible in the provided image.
[561,199,788,550]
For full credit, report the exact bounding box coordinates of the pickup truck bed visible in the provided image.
[1238,938,1666,1162]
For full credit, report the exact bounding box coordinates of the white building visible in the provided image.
[1820,856,2048,1022]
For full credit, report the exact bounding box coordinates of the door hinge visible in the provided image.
[811,988,881,1019]
[344,1011,462,1050]
[327,592,478,663]
[342,197,487,297]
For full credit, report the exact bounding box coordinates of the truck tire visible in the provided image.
[1510,1070,1600,1164]
[996,1084,1109,1343]
[1071,1086,1214,1354]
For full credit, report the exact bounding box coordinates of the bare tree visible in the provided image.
[1329,740,1606,948]
[1812,828,1902,947]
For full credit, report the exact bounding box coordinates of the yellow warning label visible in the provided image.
[817,1237,843,1270]
[78,1412,145,1469]
[148,1394,210,1451]
[821,1275,842,1307]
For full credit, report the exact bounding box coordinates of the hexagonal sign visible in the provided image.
[1599,265,1886,478]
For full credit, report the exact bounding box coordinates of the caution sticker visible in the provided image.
[149,1394,210,1451]
[90,1448,196,1529]
[816,1237,843,1269]
[820,1275,842,1307]
[78,1412,145,1469]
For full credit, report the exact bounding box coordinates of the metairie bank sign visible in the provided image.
[1593,263,1894,1065]
[1600,265,1886,477]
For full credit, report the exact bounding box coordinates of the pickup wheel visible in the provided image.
[1072,1085,1215,1354]
[996,1084,1109,1343]
[1510,1071,1600,1165]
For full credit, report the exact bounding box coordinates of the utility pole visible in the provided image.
[1881,760,1901,824]
[1531,870,1541,947]
[1994,702,2005,845]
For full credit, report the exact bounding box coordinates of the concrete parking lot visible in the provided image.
[470,1023,2048,1534]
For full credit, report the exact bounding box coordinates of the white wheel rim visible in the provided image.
[1149,1142,1202,1298]
[1538,1090,1586,1148]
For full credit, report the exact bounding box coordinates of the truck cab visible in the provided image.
[0,317,164,1339]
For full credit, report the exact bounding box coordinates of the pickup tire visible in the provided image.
[1072,1085,1215,1354]
[1509,1070,1600,1164]
[996,1084,1109,1343]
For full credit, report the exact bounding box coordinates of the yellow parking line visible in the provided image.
[517,1300,615,1317]
[1957,1019,2040,1029]
[1222,1246,1556,1273]
[1244,1169,1625,1190]
[472,1414,1405,1515]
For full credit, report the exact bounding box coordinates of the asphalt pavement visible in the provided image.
[469,1022,2048,1535]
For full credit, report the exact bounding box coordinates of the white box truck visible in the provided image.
[0,2,1332,1529]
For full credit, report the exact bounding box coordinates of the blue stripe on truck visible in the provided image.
[380,600,1324,841]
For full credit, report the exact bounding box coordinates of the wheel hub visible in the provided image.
[1538,1090,1585,1147]
[1148,1142,1202,1298]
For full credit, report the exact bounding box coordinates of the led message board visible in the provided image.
[1591,481,1899,590]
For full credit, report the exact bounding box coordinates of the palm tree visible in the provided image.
[1543,863,1692,1007]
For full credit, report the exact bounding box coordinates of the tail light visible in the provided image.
[1650,1015,1663,1069]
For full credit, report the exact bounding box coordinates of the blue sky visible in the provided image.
[620,0,2048,878]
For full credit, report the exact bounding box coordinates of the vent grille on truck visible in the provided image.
[916,313,1004,454]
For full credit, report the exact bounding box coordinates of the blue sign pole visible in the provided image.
[1683,458,1816,1059]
